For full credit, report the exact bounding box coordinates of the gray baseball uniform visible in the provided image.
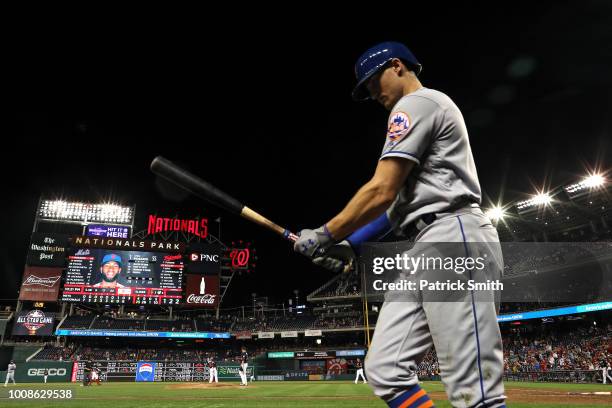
[4,363,16,386]
[365,88,506,407]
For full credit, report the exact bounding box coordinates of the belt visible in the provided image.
[405,201,480,238]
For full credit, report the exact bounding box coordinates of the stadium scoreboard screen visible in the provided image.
[62,248,183,304]
[74,362,137,382]
[154,362,208,381]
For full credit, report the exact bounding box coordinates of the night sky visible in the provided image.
[3,2,611,307]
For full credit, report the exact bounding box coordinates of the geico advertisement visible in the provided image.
[4,362,73,383]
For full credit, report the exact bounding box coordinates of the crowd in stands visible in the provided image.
[417,349,440,379]
[60,315,95,329]
[33,346,229,362]
[313,312,363,329]
[502,242,612,276]
[312,272,360,299]
[33,344,76,361]
[91,317,145,331]
[145,318,194,332]
[233,315,316,332]
[195,317,232,332]
[59,314,233,333]
[503,324,611,373]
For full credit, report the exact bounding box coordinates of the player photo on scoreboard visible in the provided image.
[61,248,184,304]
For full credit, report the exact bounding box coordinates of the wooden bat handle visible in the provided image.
[240,207,299,242]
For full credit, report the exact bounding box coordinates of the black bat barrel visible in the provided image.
[150,156,244,215]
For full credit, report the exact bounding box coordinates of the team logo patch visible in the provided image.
[387,111,411,144]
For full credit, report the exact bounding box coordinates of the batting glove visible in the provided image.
[294,225,335,258]
[312,240,356,273]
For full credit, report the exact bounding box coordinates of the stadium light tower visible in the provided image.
[37,200,134,224]
[565,173,607,199]
[516,191,553,215]
[485,206,506,221]
[34,198,135,233]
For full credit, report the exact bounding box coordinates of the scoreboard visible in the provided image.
[74,361,137,382]
[62,248,183,305]
[154,362,209,381]
[72,361,253,382]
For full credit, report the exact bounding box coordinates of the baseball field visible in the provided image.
[1,381,610,407]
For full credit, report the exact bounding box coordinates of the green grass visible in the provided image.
[0,381,609,407]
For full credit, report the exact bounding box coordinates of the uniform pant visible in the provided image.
[603,367,612,384]
[355,368,367,383]
[4,372,15,386]
[44,375,48,384]
[365,209,506,408]
[209,368,218,383]
[239,363,248,384]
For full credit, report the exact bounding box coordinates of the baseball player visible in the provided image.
[294,41,506,407]
[208,358,218,383]
[90,367,101,385]
[43,368,48,384]
[239,346,249,386]
[600,357,611,384]
[354,358,367,384]
[4,360,16,386]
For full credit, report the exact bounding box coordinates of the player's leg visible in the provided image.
[44,375,47,384]
[365,300,435,407]
[243,364,248,386]
[11,373,16,385]
[239,365,246,385]
[360,369,367,383]
[209,369,213,383]
[354,369,359,384]
[419,212,506,408]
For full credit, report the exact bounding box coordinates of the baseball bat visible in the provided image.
[150,156,300,243]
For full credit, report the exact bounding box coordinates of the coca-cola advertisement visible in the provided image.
[185,274,219,308]
[19,266,63,301]
[12,309,55,336]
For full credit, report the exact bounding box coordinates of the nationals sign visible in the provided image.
[147,215,208,239]
[185,275,219,308]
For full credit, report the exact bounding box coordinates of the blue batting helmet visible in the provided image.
[352,41,422,101]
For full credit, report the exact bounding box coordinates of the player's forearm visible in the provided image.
[326,179,396,239]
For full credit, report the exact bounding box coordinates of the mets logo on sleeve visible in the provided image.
[387,111,411,143]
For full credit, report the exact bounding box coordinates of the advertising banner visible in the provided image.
[2,361,73,383]
[11,310,55,336]
[26,233,69,267]
[18,266,62,301]
[234,331,252,340]
[186,241,221,275]
[86,225,130,239]
[135,361,157,382]
[184,275,219,308]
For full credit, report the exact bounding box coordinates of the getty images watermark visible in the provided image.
[360,241,611,303]
[370,253,503,292]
